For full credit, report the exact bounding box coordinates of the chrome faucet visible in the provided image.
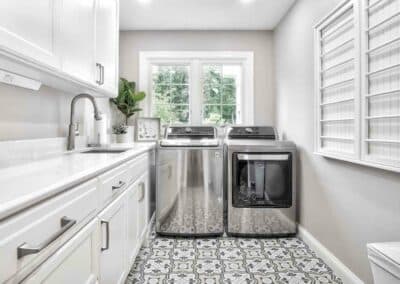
[67,93,102,151]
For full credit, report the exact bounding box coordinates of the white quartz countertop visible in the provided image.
[0,143,156,221]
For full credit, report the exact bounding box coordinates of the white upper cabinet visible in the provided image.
[60,0,96,85]
[0,0,60,68]
[95,0,119,95]
[0,0,119,97]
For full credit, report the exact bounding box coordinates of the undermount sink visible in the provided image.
[80,149,129,154]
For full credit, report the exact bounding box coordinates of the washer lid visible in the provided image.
[367,242,400,279]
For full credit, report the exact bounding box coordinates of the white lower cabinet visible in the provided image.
[98,191,128,284]
[22,219,100,284]
[126,171,150,265]
[4,155,152,283]
[137,172,150,242]
[126,182,139,265]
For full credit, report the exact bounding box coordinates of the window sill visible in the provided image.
[314,151,400,174]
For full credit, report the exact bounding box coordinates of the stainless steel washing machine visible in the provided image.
[156,126,224,237]
[224,126,297,237]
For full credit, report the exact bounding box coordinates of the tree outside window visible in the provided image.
[151,63,241,125]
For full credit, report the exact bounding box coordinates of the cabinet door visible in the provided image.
[157,161,177,220]
[137,172,150,241]
[0,0,60,68]
[22,219,100,284]
[126,182,139,265]
[95,0,119,94]
[98,193,127,284]
[60,0,95,84]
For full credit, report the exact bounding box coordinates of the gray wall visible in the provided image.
[274,0,400,282]
[119,30,275,125]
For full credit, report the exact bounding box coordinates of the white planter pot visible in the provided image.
[126,126,135,143]
[116,133,130,143]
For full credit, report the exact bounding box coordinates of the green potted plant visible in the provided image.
[110,78,146,143]
[112,124,129,143]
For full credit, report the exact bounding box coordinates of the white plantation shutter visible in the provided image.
[314,0,400,172]
[361,0,400,168]
[315,0,360,158]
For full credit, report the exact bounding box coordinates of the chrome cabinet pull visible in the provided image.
[100,64,105,85]
[101,220,110,251]
[96,63,102,85]
[137,182,145,202]
[17,216,76,259]
[112,181,126,191]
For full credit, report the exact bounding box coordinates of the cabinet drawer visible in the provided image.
[126,153,150,185]
[21,219,100,284]
[0,179,100,283]
[98,162,129,206]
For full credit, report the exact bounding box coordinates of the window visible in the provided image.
[314,0,400,173]
[140,52,253,126]
[152,65,190,124]
[202,64,241,124]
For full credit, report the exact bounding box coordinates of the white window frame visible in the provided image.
[138,51,254,125]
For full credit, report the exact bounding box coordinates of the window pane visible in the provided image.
[172,105,190,123]
[203,84,221,104]
[170,85,189,104]
[222,105,236,124]
[154,84,170,104]
[222,84,236,104]
[154,104,189,124]
[153,66,172,84]
[202,64,241,125]
[222,65,241,86]
[171,66,189,84]
[203,65,222,85]
[152,64,190,124]
[203,105,222,124]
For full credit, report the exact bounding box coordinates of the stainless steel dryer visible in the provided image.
[224,126,297,237]
[156,126,224,237]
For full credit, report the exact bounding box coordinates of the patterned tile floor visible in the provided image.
[126,230,342,284]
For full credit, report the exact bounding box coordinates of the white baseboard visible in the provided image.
[297,225,364,284]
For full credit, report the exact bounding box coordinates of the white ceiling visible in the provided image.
[120,0,296,31]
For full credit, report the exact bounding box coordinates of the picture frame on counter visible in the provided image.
[136,117,161,141]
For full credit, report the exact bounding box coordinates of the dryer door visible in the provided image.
[232,153,292,208]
